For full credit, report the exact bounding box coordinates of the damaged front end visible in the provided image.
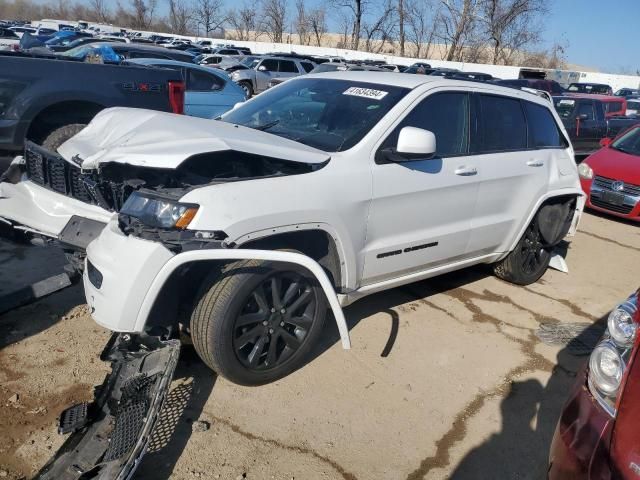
[36,334,180,480]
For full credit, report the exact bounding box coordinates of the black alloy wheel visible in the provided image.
[520,222,546,275]
[232,272,317,371]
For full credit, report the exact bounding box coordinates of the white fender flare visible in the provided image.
[135,248,351,349]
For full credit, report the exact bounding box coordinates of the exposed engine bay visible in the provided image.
[16,141,327,212]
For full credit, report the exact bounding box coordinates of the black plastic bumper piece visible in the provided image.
[36,334,181,480]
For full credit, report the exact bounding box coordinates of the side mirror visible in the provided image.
[257,65,267,72]
[599,137,612,148]
[381,127,437,162]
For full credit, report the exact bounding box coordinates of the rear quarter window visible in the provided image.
[523,102,566,148]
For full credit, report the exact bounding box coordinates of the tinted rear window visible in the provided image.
[523,102,566,148]
[478,94,527,152]
[279,60,297,73]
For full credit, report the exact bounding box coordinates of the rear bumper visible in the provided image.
[548,369,614,479]
[36,334,181,480]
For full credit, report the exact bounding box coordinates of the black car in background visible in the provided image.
[495,78,565,94]
[567,82,613,95]
[553,95,640,155]
[0,49,186,154]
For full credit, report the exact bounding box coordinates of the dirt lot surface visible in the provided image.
[1,210,638,480]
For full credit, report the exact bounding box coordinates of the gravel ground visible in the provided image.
[0,210,638,480]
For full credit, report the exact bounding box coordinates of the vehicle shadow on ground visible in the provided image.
[0,284,84,350]
[306,265,493,363]
[448,316,606,479]
[135,345,217,480]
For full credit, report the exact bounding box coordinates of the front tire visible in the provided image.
[238,80,253,97]
[190,259,327,386]
[41,124,87,151]
[493,217,552,285]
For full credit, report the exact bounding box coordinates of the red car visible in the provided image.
[578,125,640,221]
[548,290,640,479]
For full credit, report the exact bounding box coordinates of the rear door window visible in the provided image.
[523,101,566,148]
[278,60,298,73]
[577,101,595,120]
[260,59,278,71]
[478,94,527,152]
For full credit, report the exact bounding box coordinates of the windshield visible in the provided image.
[220,78,409,152]
[611,127,640,157]
[60,44,120,62]
[627,101,640,111]
[310,64,340,73]
[239,56,259,67]
[568,83,610,94]
[553,98,576,119]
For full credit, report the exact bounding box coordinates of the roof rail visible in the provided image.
[520,87,552,102]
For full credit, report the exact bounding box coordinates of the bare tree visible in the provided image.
[363,0,396,53]
[330,0,365,50]
[168,0,193,34]
[294,0,311,45]
[308,6,327,46]
[439,0,479,61]
[335,15,351,48]
[194,0,225,36]
[226,4,258,40]
[397,0,404,56]
[128,0,157,29]
[89,0,110,22]
[405,0,438,58]
[480,0,545,65]
[261,0,287,43]
[522,41,567,69]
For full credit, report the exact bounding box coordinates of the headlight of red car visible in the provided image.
[588,293,639,415]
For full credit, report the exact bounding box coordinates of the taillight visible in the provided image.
[168,81,185,114]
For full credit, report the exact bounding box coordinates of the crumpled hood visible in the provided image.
[57,107,330,169]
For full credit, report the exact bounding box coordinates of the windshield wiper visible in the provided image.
[251,120,280,132]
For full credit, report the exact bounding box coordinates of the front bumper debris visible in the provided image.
[36,334,180,480]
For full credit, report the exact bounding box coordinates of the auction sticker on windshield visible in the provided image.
[343,87,388,100]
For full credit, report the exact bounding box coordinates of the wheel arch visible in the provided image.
[502,189,584,257]
[26,100,104,144]
[139,249,351,349]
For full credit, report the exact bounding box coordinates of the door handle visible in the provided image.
[526,160,544,167]
[454,166,478,176]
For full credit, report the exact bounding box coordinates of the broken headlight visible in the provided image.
[119,191,198,229]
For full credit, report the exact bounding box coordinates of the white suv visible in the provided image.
[0,73,584,386]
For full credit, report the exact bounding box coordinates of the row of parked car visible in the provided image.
[1,18,640,480]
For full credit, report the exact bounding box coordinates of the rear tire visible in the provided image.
[238,81,253,97]
[41,124,86,151]
[493,216,552,285]
[190,259,327,386]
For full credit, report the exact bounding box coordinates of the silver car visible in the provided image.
[230,56,315,96]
